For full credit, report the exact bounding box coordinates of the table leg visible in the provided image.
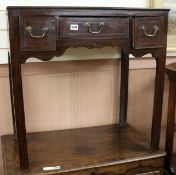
[164,79,176,175]
[8,14,29,169]
[151,52,166,151]
[119,51,129,128]
[11,60,29,169]
[8,52,17,140]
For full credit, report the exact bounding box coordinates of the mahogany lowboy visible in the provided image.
[2,6,169,175]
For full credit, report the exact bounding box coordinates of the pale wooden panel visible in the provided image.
[0,11,7,30]
[0,59,119,132]
[21,60,119,132]
[128,68,155,138]
[128,68,169,135]
[0,30,8,48]
[0,77,13,135]
[0,72,13,175]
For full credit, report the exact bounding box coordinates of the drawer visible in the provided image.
[133,17,164,49]
[61,168,161,175]
[91,167,161,175]
[59,158,163,175]
[19,16,56,51]
[59,17,129,39]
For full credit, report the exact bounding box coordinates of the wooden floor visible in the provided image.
[1,124,165,175]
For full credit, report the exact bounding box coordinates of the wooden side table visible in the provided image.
[165,63,176,175]
[1,6,170,175]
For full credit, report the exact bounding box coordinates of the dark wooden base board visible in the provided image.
[1,124,165,175]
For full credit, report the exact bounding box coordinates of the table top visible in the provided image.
[6,6,170,11]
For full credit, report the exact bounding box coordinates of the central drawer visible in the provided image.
[59,17,129,39]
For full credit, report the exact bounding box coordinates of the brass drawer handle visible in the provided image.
[140,25,159,37]
[84,22,105,34]
[25,26,48,38]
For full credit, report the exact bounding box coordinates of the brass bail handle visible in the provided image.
[84,22,105,34]
[25,26,48,38]
[140,25,159,37]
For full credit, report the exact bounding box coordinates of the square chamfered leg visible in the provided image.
[8,14,29,169]
[8,52,17,140]
[119,51,129,128]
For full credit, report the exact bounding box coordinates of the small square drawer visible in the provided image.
[133,17,164,49]
[19,16,56,51]
[59,17,129,39]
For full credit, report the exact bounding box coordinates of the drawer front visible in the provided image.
[133,17,164,49]
[91,167,162,175]
[59,158,163,175]
[60,17,129,39]
[60,168,162,175]
[19,16,56,51]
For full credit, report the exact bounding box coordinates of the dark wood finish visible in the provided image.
[4,6,169,172]
[133,17,164,49]
[164,63,176,175]
[151,49,167,151]
[8,14,29,169]
[60,17,129,39]
[19,16,56,51]
[2,124,165,175]
[119,51,129,128]
[8,52,17,139]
